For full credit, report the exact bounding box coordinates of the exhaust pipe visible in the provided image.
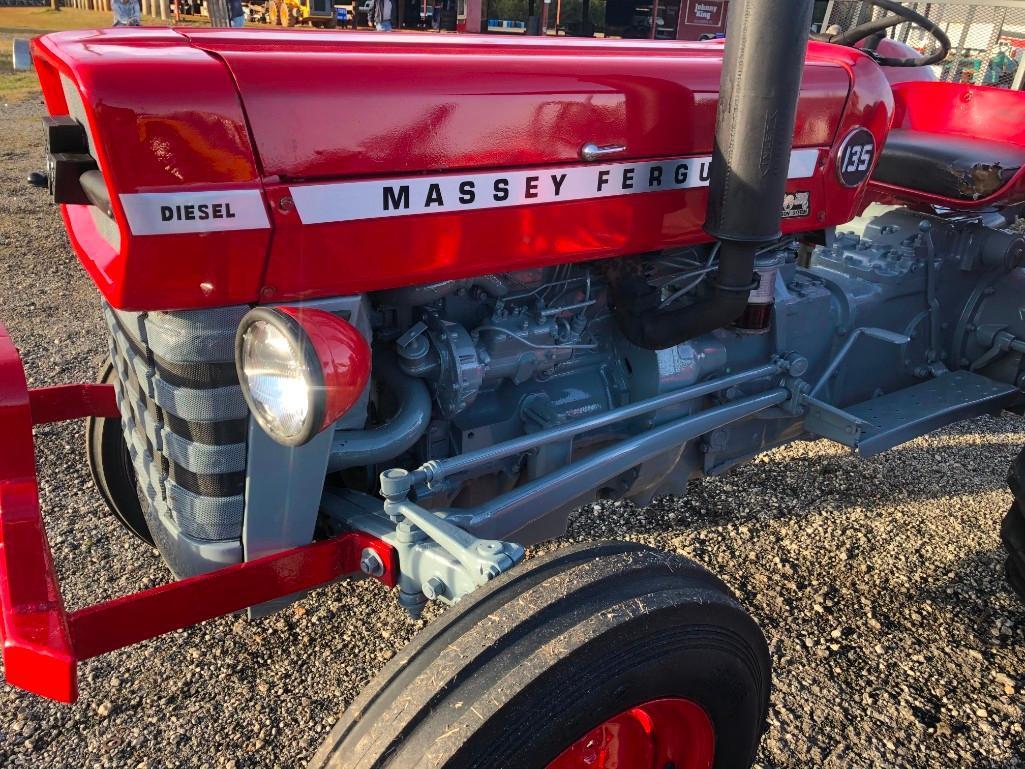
[611,0,814,350]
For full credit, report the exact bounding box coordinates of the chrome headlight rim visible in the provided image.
[235,306,326,448]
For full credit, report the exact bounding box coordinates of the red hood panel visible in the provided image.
[32,29,894,311]
[31,29,271,311]
[184,30,851,181]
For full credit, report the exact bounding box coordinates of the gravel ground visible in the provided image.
[1,95,1023,769]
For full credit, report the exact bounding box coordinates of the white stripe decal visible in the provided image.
[290,149,821,225]
[119,189,270,235]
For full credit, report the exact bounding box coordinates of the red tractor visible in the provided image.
[4,1,1025,766]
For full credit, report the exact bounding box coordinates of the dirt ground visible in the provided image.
[0,87,1023,768]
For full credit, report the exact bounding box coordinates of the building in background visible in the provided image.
[457,0,834,42]
[819,1,1024,88]
[453,0,1023,92]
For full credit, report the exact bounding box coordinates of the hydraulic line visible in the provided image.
[460,388,790,540]
[409,359,784,488]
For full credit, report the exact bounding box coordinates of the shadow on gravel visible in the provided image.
[701,436,1019,511]
[586,438,1021,543]
[914,547,1025,632]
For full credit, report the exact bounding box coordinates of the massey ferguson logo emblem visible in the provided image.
[290,149,820,226]
[381,163,704,213]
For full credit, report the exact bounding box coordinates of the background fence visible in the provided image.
[824,0,1025,89]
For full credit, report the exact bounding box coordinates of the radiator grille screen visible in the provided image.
[103,301,250,543]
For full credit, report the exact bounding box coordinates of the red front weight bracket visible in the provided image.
[0,322,396,703]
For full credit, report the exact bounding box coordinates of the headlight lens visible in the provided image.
[235,306,372,447]
[240,320,312,442]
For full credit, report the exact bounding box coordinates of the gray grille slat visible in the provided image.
[167,485,245,541]
[144,307,248,363]
[150,377,248,422]
[162,430,247,475]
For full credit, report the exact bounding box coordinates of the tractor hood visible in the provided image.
[31,29,894,311]
[184,29,850,181]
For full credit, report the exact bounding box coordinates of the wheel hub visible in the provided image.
[546,697,715,769]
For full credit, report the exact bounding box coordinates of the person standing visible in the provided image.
[112,0,141,25]
[369,0,393,30]
[229,0,246,26]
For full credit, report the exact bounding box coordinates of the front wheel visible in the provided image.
[310,541,771,769]
[86,360,153,546]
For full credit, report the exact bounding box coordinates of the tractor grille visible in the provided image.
[102,301,250,543]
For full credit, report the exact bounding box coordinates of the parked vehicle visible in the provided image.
[268,0,337,27]
[8,1,1025,766]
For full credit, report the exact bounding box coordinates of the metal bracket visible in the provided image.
[374,469,525,615]
[811,326,911,398]
[801,392,870,447]
[381,469,524,583]
[970,324,1025,372]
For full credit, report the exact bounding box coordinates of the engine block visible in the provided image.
[355,204,1025,518]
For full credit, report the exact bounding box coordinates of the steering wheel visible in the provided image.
[814,0,951,68]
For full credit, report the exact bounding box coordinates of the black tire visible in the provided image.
[86,360,154,546]
[310,541,770,769]
[1004,449,1025,603]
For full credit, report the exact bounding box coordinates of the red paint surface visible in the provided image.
[28,384,119,424]
[31,30,271,312]
[32,29,892,311]
[69,530,395,661]
[275,307,372,432]
[867,39,940,85]
[258,41,891,302]
[546,697,715,769]
[0,320,395,703]
[868,81,1025,210]
[0,325,78,702]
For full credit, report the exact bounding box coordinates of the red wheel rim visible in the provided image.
[545,697,715,769]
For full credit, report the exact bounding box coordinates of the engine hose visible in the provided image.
[327,355,432,472]
[608,242,757,350]
[611,0,811,351]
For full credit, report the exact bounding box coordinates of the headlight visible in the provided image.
[235,307,371,447]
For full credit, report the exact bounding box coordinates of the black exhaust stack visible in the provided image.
[611,0,814,350]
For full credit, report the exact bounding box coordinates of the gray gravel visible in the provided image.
[1,95,1024,769]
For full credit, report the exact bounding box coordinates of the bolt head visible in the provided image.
[422,577,446,600]
[359,547,385,578]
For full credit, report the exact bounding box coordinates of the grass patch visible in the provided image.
[0,69,40,103]
[0,6,322,102]
[0,7,176,102]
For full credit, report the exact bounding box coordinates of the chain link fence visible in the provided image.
[823,0,1025,89]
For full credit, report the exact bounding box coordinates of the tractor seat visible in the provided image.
[872,128,1025,201]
